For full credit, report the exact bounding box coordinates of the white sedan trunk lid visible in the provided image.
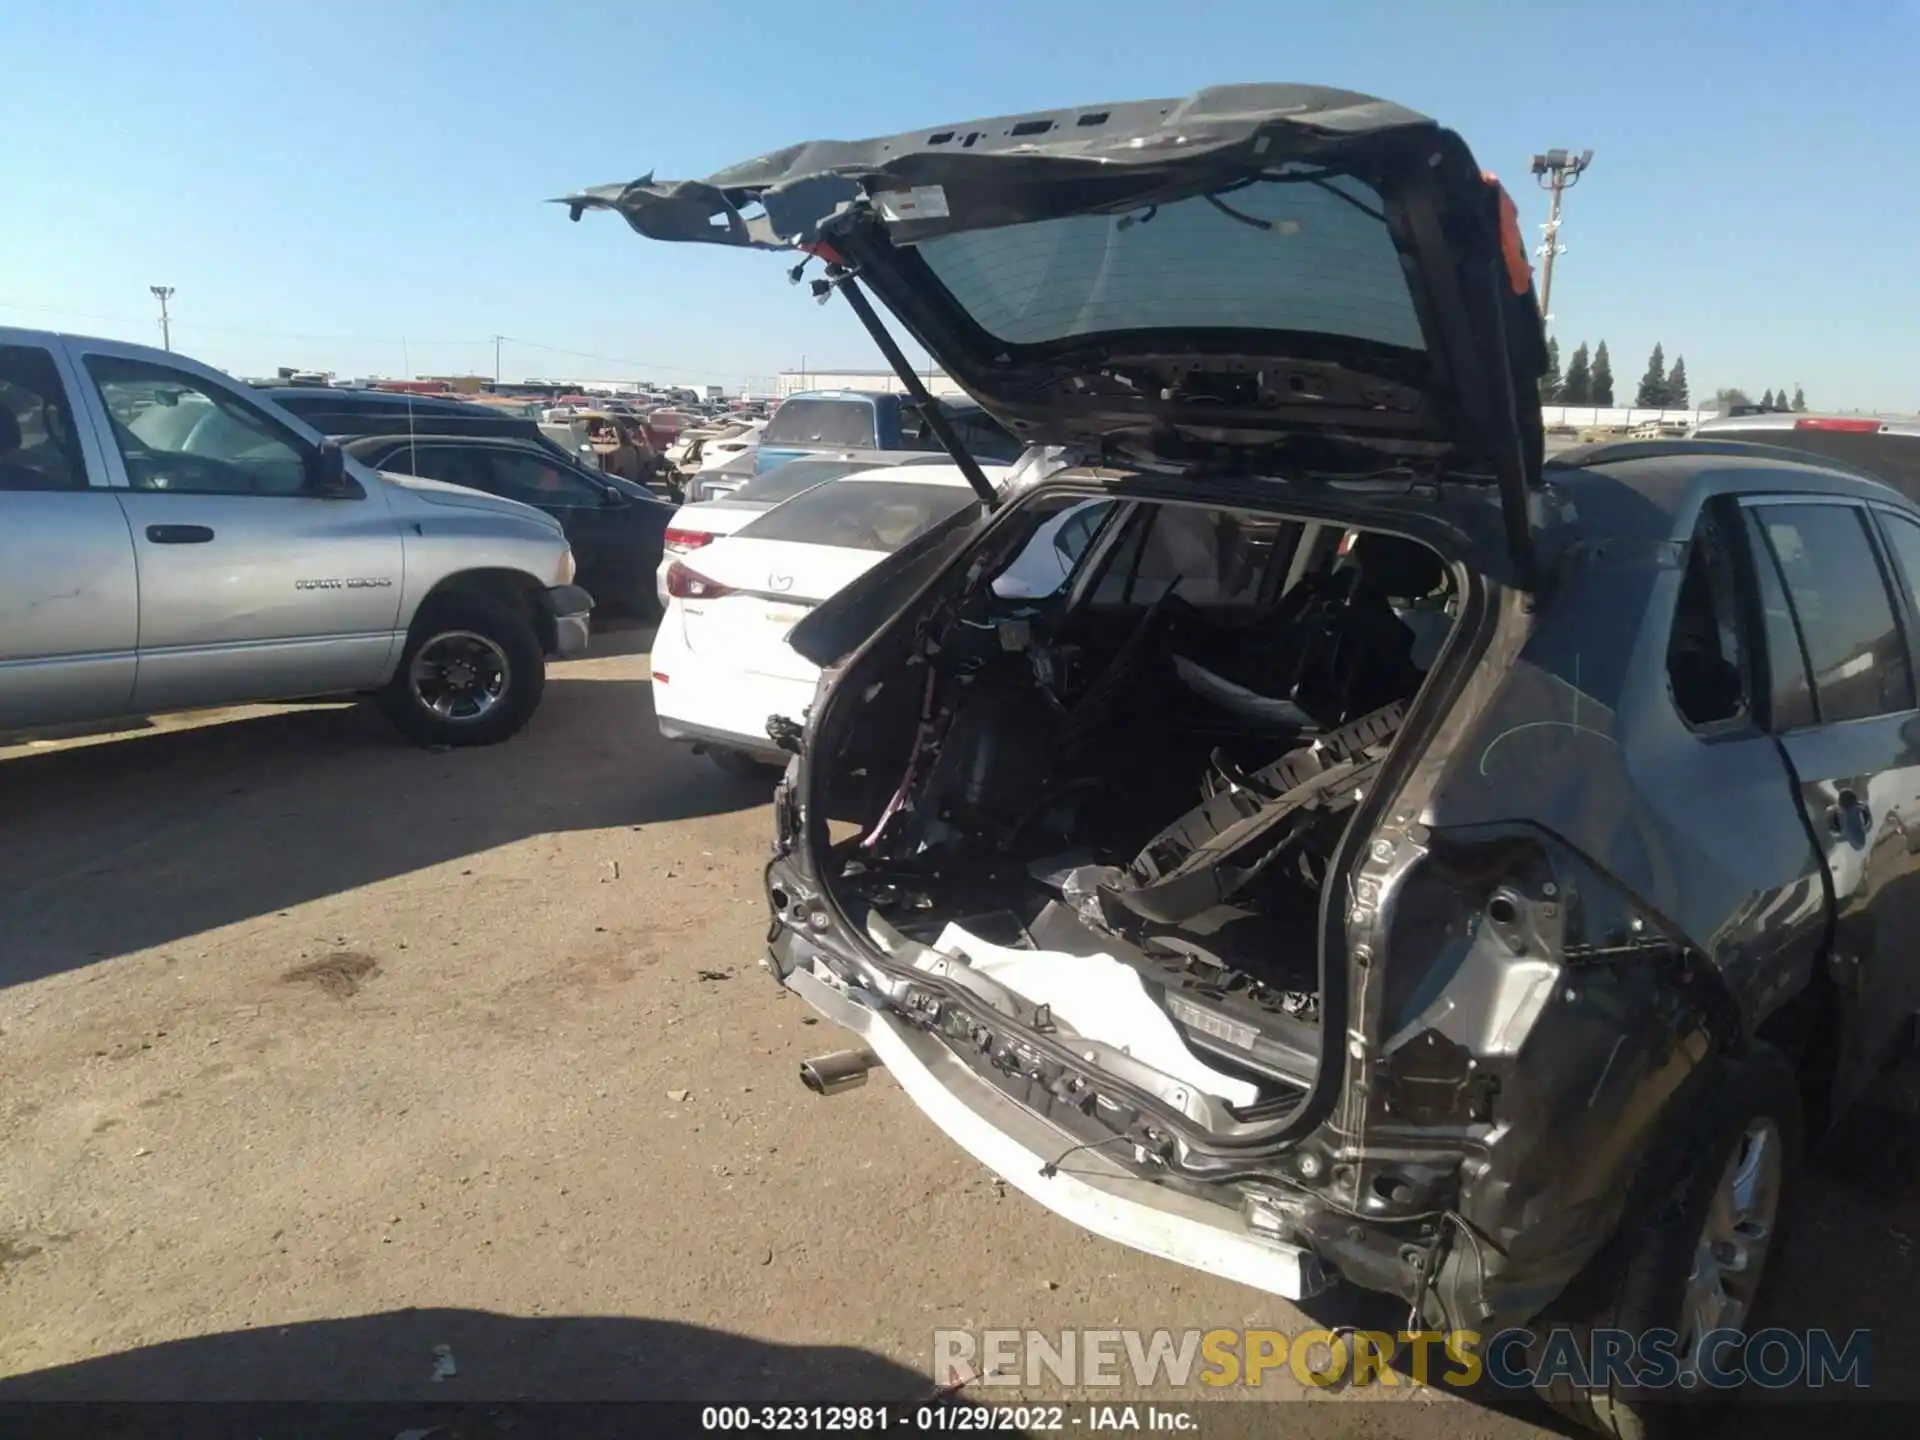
[676,536,890,682]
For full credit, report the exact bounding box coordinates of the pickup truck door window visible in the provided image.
[1748,500,1920,1112]
[78,351,403,712]
[0,341,139,727]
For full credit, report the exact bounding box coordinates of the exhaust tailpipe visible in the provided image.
[800,1049,879,1096]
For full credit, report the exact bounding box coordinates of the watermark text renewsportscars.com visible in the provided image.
[934,1326,1873,1392]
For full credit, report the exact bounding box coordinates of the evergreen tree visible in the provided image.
[1776,387,1790,412]
[1666,355,1690,408]
[1591,342,1615,406]
[1635,344,1669,407]
[1562,342,1592,405]
[1540,337,1563,402]
[1762,389,1776,409]
[1791,385,1807,412]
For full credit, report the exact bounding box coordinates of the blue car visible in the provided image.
[753,390,1023,473]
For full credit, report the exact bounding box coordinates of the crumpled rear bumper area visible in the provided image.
[782,962,1330,1302]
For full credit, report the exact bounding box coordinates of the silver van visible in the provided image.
[1,328,592,746]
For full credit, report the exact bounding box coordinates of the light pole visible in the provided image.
[149,286,175,351]
[1528,149,1593,331]
[493,334,504,383]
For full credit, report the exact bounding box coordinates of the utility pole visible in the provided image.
[1527,149,1593,331]
[492,334,503,383]
[149,286,175,351]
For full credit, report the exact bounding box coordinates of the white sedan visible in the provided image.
[654,454,955,609]
[651,462,1006,774]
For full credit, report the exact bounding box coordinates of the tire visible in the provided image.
[378,593,547,748]
[1535,1043,1803,1439]
[709,748,784,779]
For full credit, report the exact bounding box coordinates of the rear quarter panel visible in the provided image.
[1355,460,1827,1323]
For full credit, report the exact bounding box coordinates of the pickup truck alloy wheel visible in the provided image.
[410,631,510,721]
[378,595,547,748]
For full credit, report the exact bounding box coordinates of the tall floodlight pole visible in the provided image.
[1528,149,1593,331]
[149,286,175,351]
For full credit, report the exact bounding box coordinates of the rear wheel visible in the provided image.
[1535,1043,1802,1439]
[379,594,546,748]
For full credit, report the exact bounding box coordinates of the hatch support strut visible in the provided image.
[831,272,1001,507]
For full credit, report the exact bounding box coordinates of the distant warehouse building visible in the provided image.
[777,366,967,399]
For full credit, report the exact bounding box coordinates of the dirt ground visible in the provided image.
[3,625,1915,1434]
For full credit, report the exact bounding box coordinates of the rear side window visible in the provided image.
[1750,503,1914,724]
[761,399,877,449]
[895,403,945,453]
[0,344,88,490]
[485,451,603,506]
[737,479,976,552]
[1741,510,1817,731]
[1666,510,1749,729]
[390,444,490,491]
[950,409,1025,462]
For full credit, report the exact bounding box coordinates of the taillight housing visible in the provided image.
[665,562,733,601]
[664,527,714,554]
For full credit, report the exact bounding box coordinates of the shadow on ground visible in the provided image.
[0,1306,928,1402]
[1,643,779,986]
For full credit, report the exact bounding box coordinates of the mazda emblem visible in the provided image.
[768,574,794,592]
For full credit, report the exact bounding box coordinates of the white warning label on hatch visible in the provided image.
[875,185,950,222]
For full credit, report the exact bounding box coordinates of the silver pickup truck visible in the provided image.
[1,328,592,747]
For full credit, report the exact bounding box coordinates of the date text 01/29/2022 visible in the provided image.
[698,1405,1196,1432]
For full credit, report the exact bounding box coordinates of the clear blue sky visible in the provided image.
[4,0,1915,409]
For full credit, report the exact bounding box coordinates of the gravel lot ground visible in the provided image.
[3,624,1915,1435]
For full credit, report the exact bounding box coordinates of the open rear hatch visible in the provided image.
[561,87,1543,1222]
[562,83,1549,579]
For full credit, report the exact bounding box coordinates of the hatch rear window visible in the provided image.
[916,166,1423,351]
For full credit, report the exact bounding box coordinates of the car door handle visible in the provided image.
[146,524,215,544]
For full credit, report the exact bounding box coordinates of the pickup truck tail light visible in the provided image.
[665,562,733,601]
[1795,418,1884,433]
[664,527,715,554]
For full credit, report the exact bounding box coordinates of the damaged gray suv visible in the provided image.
[569,85,1919,1434]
